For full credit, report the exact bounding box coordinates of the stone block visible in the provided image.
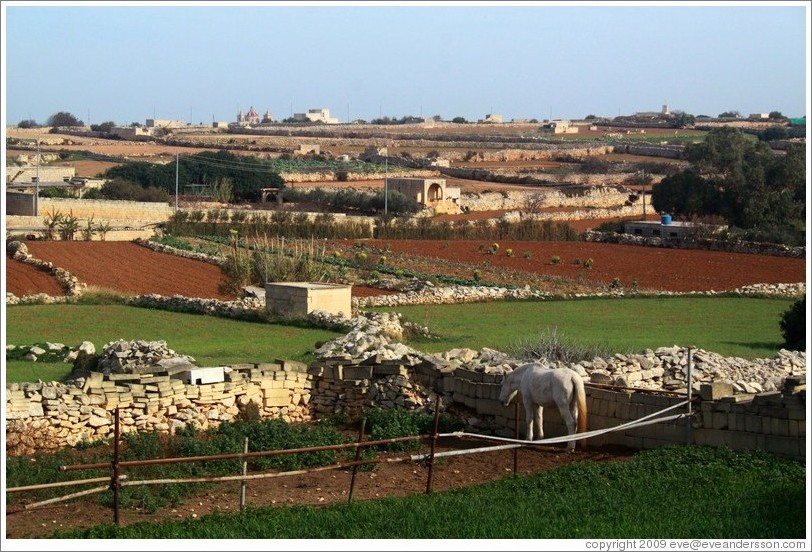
[372,364,408,377]
[699,382,734,401]
[764,435,800,458]
[343,366,373,380]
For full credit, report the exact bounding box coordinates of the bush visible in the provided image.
[550,255,561,265]
[505,326,618,364]
[363,407,463,452]
[779,298,805,351]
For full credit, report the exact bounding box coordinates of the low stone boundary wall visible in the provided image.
[583,230,805,259]
[6,353,805,460]
[6,360,314,456]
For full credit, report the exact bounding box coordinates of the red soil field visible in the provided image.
[358,239,805,293]
[20,241,236,300]
[7,238,803,300]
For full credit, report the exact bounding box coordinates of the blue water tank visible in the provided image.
[661,213,672,225]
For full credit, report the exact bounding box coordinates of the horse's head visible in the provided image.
[499,371,519,406]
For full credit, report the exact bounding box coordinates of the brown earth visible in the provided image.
[8,238,804,300]
[349,239,805,293]
[5,258,66,297]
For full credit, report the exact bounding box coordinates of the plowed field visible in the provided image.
[7,239,804,299]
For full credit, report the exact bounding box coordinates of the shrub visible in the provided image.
[505,326,618,364]
[583,258,594,269]
[609,277,623,290]
[490,242,499,254]
[550,255,561,265]
[472,269,482,281]
[505,248,513,257]
[779,298,805,350]
[523,251,531,259]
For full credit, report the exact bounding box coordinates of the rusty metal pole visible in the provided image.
[425,395,441,494]
[239,437,249,512]
[112,407,121,526]
[348,418,367,503]
[686,347,693,446]
[513,401,520,476]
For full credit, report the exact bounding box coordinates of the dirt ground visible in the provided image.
[7,238,804,299]
[4,437,636,539]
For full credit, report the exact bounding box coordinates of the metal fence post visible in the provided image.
[686,347,693,446]
[348,418,366,503]
[513,401,520,476]
[112,407,121,526]
[239,437,249,511]
[425,395,441,494]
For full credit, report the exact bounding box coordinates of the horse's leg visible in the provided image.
[534,405,544,441]
[559,402,578,453]
[523,402,535,441]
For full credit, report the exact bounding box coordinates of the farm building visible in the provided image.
[539,120,578,134]
[387,177,461,213]
[624,215,726,239]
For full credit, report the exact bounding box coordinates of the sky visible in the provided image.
[1,1,809,126]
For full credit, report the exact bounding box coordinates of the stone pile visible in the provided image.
[314,312,430,365]
[6,341,95,363]
[95,339,197,375]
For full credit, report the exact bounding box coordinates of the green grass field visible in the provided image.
[5,296,793,384]
[378,296,794,359]
[5,304,343,383]
[54,446,805,539]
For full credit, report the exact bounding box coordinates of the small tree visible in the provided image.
[779,297,805,351]
[46,111,84,127]
[17,119,39,129]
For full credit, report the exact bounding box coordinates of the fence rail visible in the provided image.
[7,352,697,526]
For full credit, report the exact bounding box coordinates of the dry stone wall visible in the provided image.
[6,313,806,459]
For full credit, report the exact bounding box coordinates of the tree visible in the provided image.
[680,127,805,240]
[17,119,39,129]
[779,297,805,351]
[768,111,786,120]
[46,111,84,127]
[584,114,597,120]
[670,111,695,128]
[718,111,740,118]
[451,117,467,124]
[90,121,116,133]
[650,169,721,219]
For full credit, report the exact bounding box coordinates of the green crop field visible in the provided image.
[376,296,794,360]
[5,304,343,383]
[5,296,794,384]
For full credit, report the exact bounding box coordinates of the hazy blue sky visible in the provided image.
[2,2,809,126]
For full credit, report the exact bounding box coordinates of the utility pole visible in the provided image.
[384,151,389,215]
[641,169,646,220]
[35,140,40,216]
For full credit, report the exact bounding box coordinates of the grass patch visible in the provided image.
[53,446,805,539]
[5,304,343,383]
[380,296,795,360]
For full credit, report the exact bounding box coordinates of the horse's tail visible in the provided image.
[572,372,588,450]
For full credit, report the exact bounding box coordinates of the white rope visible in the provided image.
[437,399,691,446]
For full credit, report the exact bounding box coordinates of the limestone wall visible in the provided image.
[457,186,635,212]
[35,198,173,222]
[6,361,314,456]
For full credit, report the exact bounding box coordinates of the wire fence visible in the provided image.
[7,384,696,525]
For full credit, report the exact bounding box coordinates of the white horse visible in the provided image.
[499,362,588,452]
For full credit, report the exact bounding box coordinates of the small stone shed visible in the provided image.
[387,177,460,209]
[265,282,352,317]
